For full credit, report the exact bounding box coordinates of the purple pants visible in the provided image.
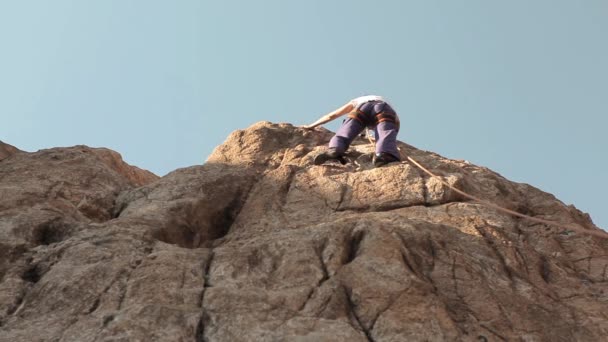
[329,116,400,160]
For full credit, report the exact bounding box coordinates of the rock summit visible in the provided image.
[1,122,606,341]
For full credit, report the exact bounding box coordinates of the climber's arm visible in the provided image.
[302,102,354,129]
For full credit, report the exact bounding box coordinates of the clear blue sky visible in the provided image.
[1,1,606,229]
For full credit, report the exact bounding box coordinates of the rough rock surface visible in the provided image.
[1,122,607,341]
[0,141,22,161]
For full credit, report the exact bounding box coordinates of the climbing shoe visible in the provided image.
[313,149,347,165]
[373,153,399,167]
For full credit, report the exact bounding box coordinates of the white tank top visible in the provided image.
[350,95,388,108]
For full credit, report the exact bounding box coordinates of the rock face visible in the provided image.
[1,122,607,341]
[0,141,22,161]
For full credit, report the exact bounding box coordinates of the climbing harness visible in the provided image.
[348,100,399,127]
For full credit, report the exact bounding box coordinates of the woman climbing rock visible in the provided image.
[302,95,401,167]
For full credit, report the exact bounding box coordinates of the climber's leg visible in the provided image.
[314,118,365,165]
[328,118,366,154]
[373,121,400,167]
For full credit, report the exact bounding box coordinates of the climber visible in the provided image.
[302,95,401,167]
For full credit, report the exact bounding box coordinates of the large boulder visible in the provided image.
[1,123,606,341]
[0,145,159,325]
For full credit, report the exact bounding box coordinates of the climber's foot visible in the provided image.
[373,153,400,167]
[314,150,347,165]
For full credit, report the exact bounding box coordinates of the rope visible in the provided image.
[365,131,608,239]
[404,155,608,239]
[365,136,606,238]
[366,129,376,147]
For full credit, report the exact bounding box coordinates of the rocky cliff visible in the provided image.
[0,141,22,161]
[0,122,607,341]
